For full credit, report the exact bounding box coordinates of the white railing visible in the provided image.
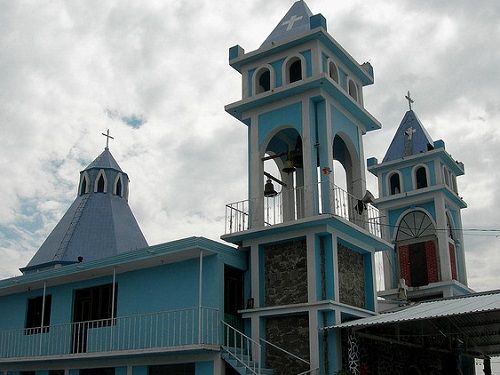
[225,182,382,237]
[0,307,219,360]
[222,321,261,375]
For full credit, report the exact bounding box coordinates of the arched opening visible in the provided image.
[115,175,123,197]
[97,175,105,193]
[80,174,89,196]
[263,128,304,223]
[415,166,428,189]
[389,172,401,195]
[443,166,450,186]
[396,211,439,287]
[287,57,302,83]
[348,79,358,101]
[447,213,458,280]
[328,61,339,83]
[255,68,271,94]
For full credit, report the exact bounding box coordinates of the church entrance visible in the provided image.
[224,265,244,345]
[409,242,428,287]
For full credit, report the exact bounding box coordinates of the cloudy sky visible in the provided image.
[0,0,499,297]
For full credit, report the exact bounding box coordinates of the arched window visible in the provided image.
[329,61,339,83]
[389,172,401,195]
[94,169,108,193]
[97,175,105,192]
[348,79,358,101]
[443,166,450,186]
[79,174,89,196]
[415,166,428,189]
[289,58,302,83]
[256,68,271,93]
[115,177,122,197]
[446,213,455,241]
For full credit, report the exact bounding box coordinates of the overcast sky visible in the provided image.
[0,0,499,298]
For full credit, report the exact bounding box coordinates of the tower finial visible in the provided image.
[405,91,414,111]
[101,129,114,150]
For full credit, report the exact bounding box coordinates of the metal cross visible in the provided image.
[282,15,303,31]
[405,127,416,141]
[102,129,114,149]
[405,91,414,111]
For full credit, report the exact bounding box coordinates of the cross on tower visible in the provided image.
[282,15,303,31]
[405,91,415,111]
[102,129,114,150]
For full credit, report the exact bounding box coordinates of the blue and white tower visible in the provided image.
[367,97,471,302]
[222,1,392,373]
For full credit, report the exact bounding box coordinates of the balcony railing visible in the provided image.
[225,183,382,237]
[0,307,219,360]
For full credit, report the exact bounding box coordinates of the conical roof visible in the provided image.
[261,0,313,48]
[383,110,434,162]
[22,149,148,273]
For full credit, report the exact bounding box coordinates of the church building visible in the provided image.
[0,1,499,375]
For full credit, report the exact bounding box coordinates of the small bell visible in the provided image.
[282,159,296,174]
[264,179,278,197]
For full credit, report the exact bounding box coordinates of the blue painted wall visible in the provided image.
[331,105,360,157]
[258,102,302,147]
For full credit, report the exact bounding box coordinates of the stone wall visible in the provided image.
[338,243,365,309]
[265,315,310,375]
[264,239,308,306]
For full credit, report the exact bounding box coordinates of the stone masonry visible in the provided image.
[264,239,307,306]
[338,243,365,309]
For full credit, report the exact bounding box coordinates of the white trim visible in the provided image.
[386,170,403,196]
[253,64,275,95]
[283,54,307,85]
[347,78,358,102]
[94,169,108,193]
[327,58,339,84]
[113,173,123,197]
[79,171,90,195]
[412,163,430,190]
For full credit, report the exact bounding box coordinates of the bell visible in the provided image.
[264,179,278,197]
[290,138,303,168]
[282,159,296,174]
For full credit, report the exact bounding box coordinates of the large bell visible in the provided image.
[264,179,278,197]
[282,158,296,174]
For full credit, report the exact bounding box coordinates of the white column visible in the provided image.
[435,195,452,280]
[198,250,204,344]
[126,366,132,375]
[332,234,340,302]
[307,234,317,303]
[455,212,468,285]
[308,310,320,371]
[320,99,335,214]
[301,99,317,217]
[370,253,378,313]
[214,354,224,375]
[249,115,264,228]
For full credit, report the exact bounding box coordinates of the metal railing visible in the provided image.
[225,182,382,237]
[0,307,219,360]
[222,321,261,375]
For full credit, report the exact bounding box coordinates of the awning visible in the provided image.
[326,290,500,357]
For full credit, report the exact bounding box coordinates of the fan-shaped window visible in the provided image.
[288,58,302,83]
[115,177,122,197]
[415,166,428,189]
[256,68,271,93]
[329,61,339,83]
[348,79,358,101]
[97,175,105,193]
[396,211,436,242]
[389,172,401,195]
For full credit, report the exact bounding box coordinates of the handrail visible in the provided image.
[259,337,310,365]
[221,321,261,375]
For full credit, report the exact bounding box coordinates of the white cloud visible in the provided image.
[0,0,499,298]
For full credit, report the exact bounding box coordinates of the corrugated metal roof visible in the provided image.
[332,290,500,329]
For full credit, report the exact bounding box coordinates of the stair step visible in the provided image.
[222,349,274,375]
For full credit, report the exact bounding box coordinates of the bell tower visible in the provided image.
[222,1,392,373]
[367,100,472,302]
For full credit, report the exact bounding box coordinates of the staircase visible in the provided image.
[221,321,319,375]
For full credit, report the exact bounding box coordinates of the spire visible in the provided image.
[383,110,434,162]
[261,1,313,48]
[22,148,148,273]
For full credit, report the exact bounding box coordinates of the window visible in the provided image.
[73,284,116,323]
[329,61,339,83]
[348,79,358,101]
[447,214,455,241]
[114,175,123,196]
[97,174,105,192]
[256,68,271,93]
[288,58,302,83]
[389,172,401,195]
[80,175,89,195]
[415,166,428,189]
[25,295,52,334]
[49,371,65,375]
[443,166,450,186]
[80,369,115,375]
[149,364,195,375]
